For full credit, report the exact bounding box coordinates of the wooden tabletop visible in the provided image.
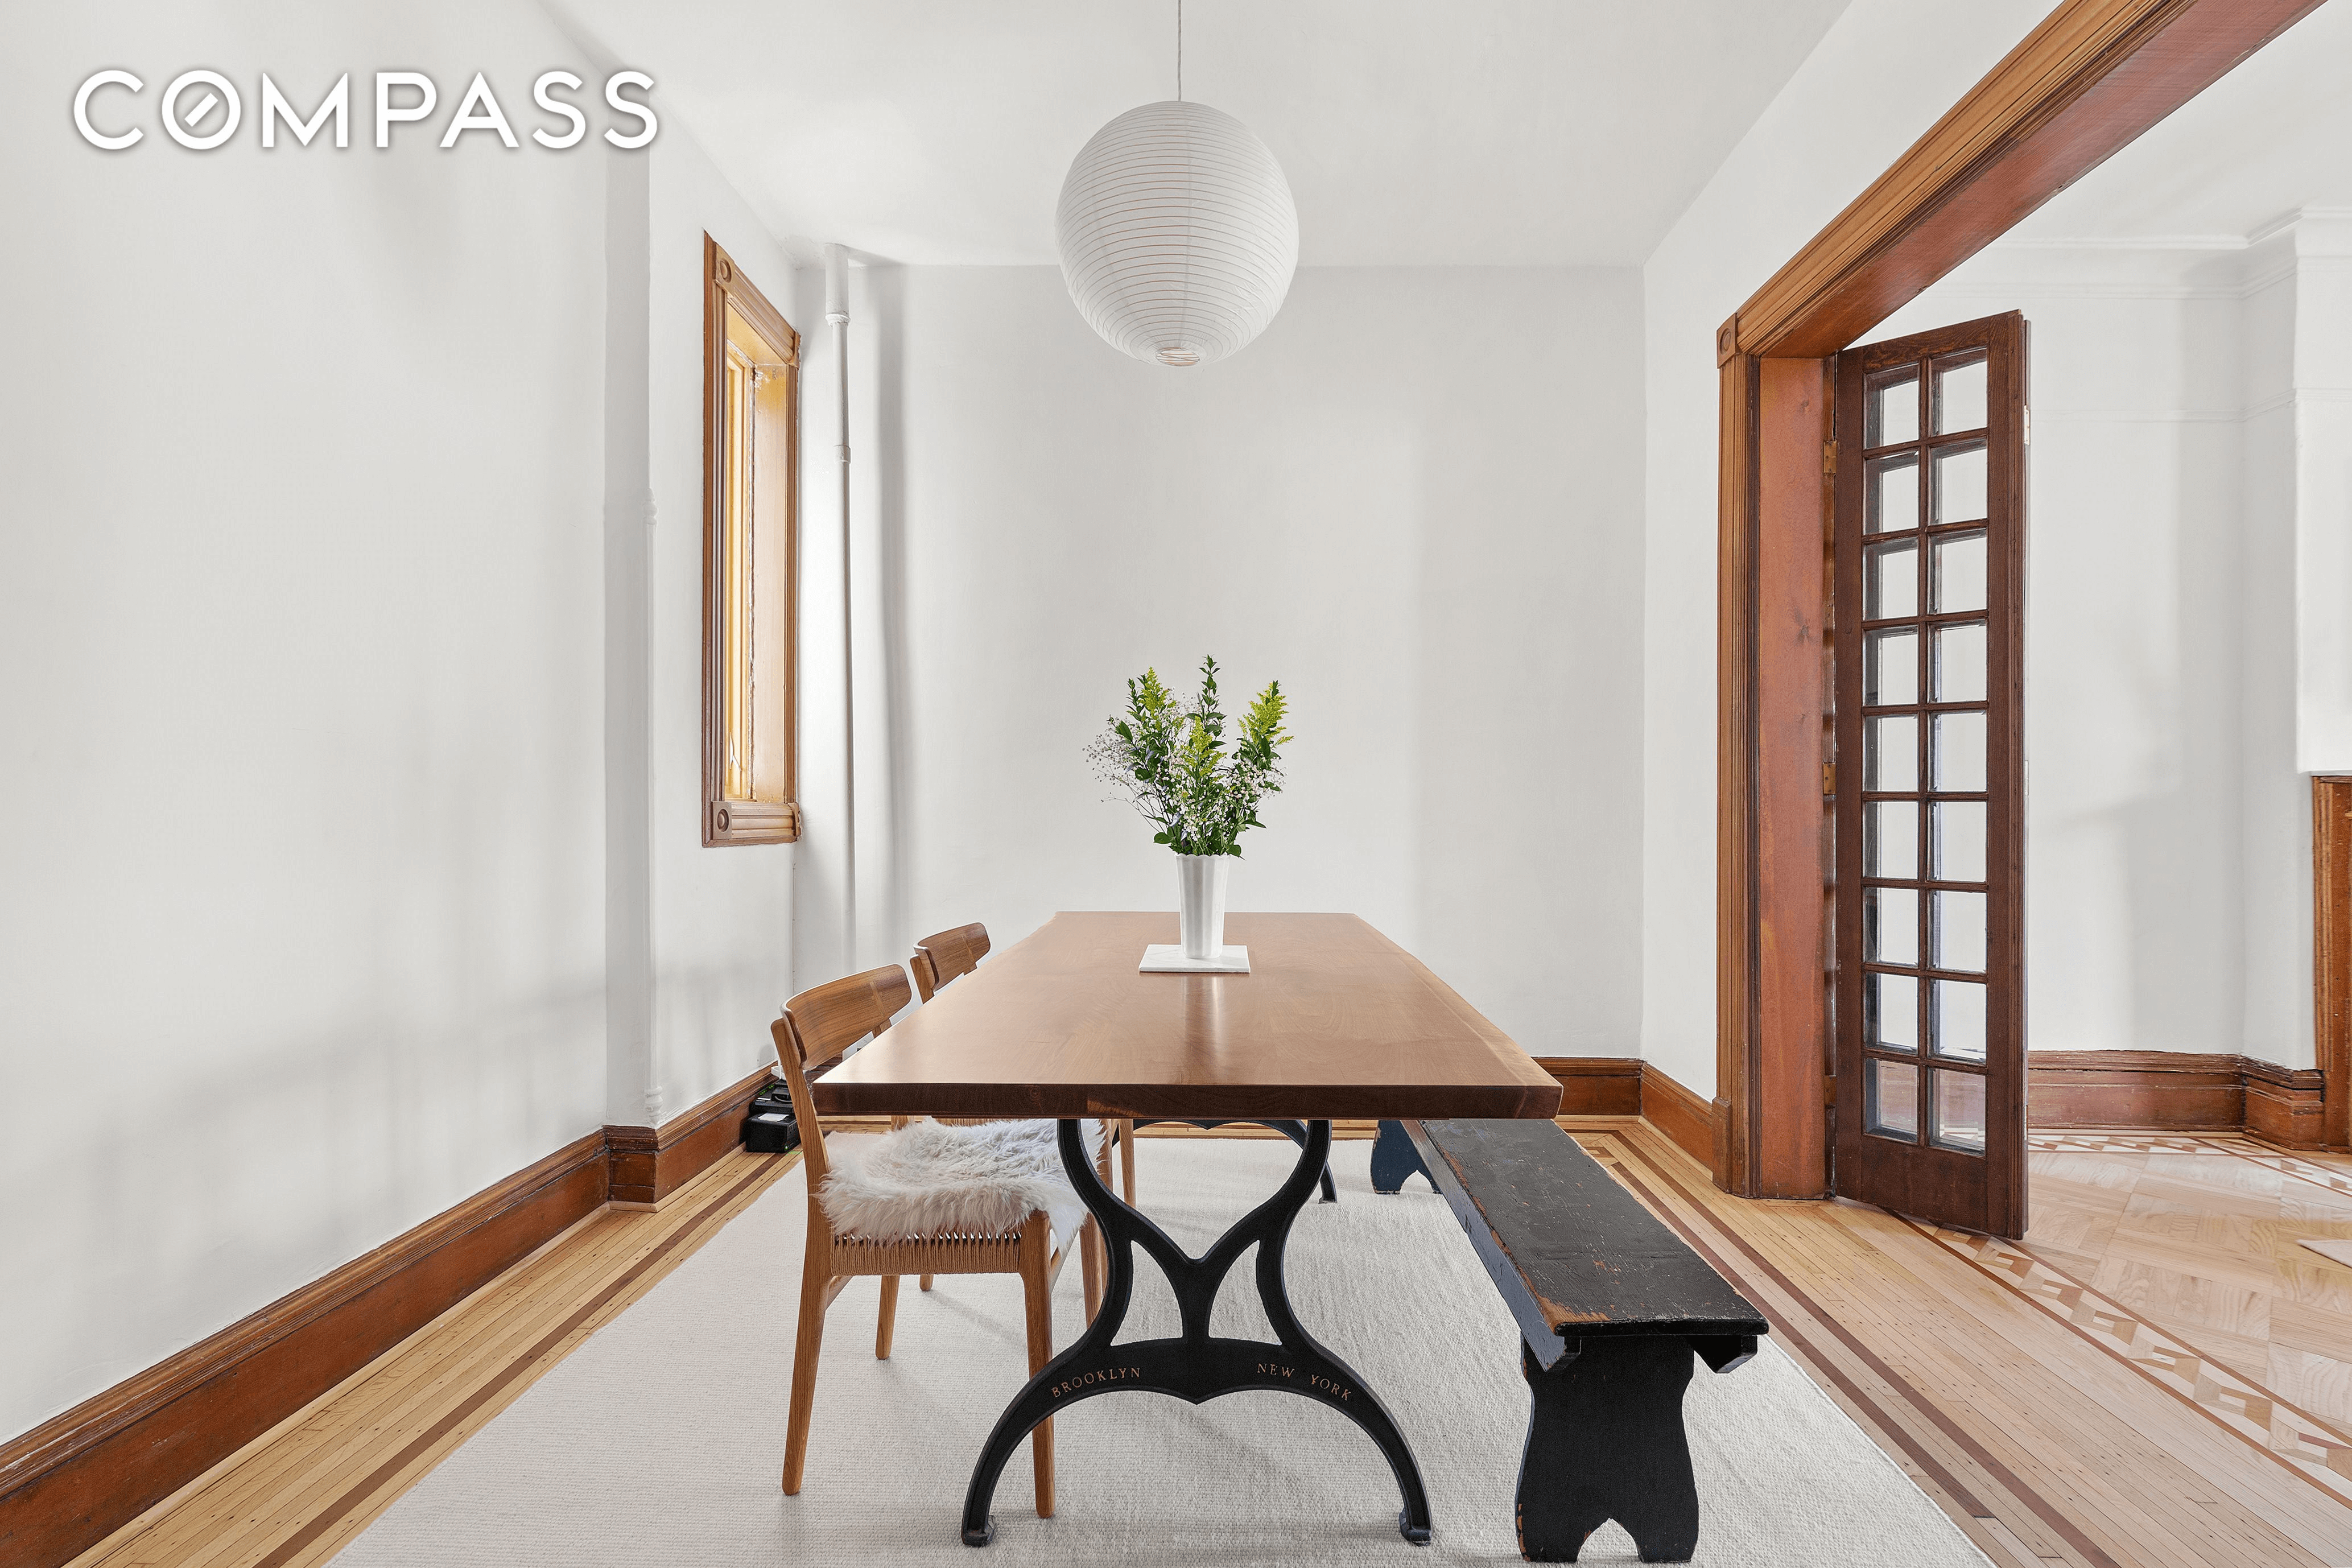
[808,911,1563,1121]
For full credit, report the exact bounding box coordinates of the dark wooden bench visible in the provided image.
[1401,1118,1769,1564]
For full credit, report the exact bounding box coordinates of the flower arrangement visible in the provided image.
[1086,655,1291,856]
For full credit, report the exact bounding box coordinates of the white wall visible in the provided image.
[1639,0,2350,1081]
[1637,0,2066,1098]
[0,0,814,1449]
[638,130,804,1122]
[2240,236,2309,1067]
[2226,252,2310,1068]
[1817,226,2350,1073]
[0,1,610,1441]
[2287,213,2352,772]
[2252,211,2352,1065]
[1876,245,2260,1059]
[849,266,1648,1058]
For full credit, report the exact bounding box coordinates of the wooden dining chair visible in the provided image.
[771,964,1091,1515]
[912,922,1138,1210]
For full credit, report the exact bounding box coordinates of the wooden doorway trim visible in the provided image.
[1715,0,2326,1198]
[2316,778,2352,1150]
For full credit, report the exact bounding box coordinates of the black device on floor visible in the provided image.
[741,1079,798,1153]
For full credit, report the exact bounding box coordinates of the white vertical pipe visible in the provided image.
[825,244,856,973]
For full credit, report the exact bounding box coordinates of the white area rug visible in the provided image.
[333,1138,1988,1567]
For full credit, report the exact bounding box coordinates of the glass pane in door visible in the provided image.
[1932,712,1987,791]
[1866,887,1919,965]
[1932,531,1987,612]
[1868,972,1919,1052]
[1934,356,1988,435]
[1867,1059,1921,1141]
[1932,622,1988,702]
[1867,628,1919,705]
[1932,891,1987,972]
[1869,373,1920,447]
[1867,540,1919,618]
[1866,715,1918,791]
[1931,1070,1987,1152]
[1869,455,1920,533]
[1932,980,1987,1061]
[1868,802,1920,879]
[1932,443,1987,524]
[1932,801,1987,882]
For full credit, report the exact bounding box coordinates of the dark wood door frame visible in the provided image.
[1715,0,2327,1198]
[2316,778,2352,1149]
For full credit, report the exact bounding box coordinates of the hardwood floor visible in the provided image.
[60,1146,797,1568]
[2021,1132,2352,1431]
[58,1123,2352,1568]
[1584,1122,2352,1568]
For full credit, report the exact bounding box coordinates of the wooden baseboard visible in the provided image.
[2245,1058,2328,1148]
[4,1065,786,1566]
[2027,1049,2327,1150]
[1639,1064,1717,1169]
[1532,1049,2342,1170]
[1532,1057,1718,1169]
[0,1129,610,1567]
[1526,1049,2333,1177]
[605,1067,777,1208]
[1532,1057,1643,1116]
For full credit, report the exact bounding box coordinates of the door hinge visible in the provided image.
[1822,759,1836,797]
[2023,405,2032,446]
[1824,1075,1838,1108]
[1823,439,1838,476]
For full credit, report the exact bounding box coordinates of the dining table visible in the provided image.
[807,909,1563,1548]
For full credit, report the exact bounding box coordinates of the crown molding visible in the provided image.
[2248,204,2352,247]
[1993,233,2246,251]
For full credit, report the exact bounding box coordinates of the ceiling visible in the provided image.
[553,0,1854,266]
[2010,0,2352,244]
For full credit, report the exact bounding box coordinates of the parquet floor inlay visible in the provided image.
[1918,1222,2352,1499]
[1587,1125,2352,1568]
[2021,1132,2352,1437]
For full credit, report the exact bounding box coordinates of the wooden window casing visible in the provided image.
[702,237,800,845]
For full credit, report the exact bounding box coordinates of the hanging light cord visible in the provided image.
[1176,0,1183,101]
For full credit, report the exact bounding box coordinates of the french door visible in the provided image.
[1832,312,2027,1237]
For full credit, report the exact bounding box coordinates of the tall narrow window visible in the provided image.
[704,237,800,845]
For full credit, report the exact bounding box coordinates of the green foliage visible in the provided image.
[1086,655,1291,856]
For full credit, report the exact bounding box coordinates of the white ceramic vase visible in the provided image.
[1176,853,1231,962]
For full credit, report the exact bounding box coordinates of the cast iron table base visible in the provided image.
[1132,1118,1339,1203]
[960,1118,1432,1547]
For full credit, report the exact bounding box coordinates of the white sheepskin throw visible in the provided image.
[818,1118,1104,1247]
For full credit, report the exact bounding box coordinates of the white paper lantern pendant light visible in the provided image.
[1055,3,1298,368]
